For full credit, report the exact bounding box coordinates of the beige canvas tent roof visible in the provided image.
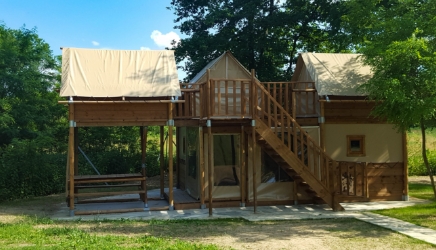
[189,51,258,83]
[292,53,372,96]
[60,48,181,97]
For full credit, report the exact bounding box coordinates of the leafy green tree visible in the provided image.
[169,0,351,81]
[355,0,436,198]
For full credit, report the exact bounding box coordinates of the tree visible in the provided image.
[169,0,352,81]
[0,24,67,148]
[355,0,436,198]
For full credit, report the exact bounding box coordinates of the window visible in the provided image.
[347,135,365,157]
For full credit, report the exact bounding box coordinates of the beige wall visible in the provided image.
[325,124,403,162]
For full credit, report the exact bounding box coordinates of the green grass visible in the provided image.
[373,182,436,231]
[0,217,219,250]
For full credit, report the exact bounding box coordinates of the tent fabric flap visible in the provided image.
[60,48,181,97]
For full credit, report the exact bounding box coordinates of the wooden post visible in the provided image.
[68,103,75,216]
[320,101,325,151]
[73,127,79,195]
[207,124,213,216]
[240,126,246,207]
[207,68,213,215]
[160,126,165,199]
[140,126,148,208]
[168,103,174,210]
[292,92,297,118]
[251,69,257,213]
[252,125,257,213]
[403,132,409,200]
[199,127,205,208]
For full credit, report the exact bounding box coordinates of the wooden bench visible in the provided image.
[69,173,146,201]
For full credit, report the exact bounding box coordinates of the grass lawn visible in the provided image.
[373,182,436,231]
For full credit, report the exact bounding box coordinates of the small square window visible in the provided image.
[347,135,365,157]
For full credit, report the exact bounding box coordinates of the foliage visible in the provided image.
[0,24,68,201]
[408,128,436,176]
[353,0,436,197]
[169,0,352,81]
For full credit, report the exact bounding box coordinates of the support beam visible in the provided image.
[168,103,174,210]
[208,121,213,216]
[160,126,165,199]
[140,126,148,208]
[199,127,206,208]
[403,132,409,201]
[240,126,246,207]
[68,104,75,216]
[252,124,257,213]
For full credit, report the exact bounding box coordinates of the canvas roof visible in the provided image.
[292,53,372,96]
[60,48,181,97]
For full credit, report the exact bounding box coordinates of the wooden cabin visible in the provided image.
[62,49,407,216]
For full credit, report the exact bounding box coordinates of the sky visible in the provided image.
[0,0,186,78]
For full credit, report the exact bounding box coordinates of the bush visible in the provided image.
[0,139,66,202]
[408,150,436,176]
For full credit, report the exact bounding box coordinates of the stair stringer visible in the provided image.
[254,117,344,211]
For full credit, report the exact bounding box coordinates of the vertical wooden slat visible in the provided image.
[211,80,216,116]
[233,81,237,115]
[279,83,283,109]
[285,83,289,114]
[292,92,297,118]
[217,80,221,115]
[300,130,304,162]
[281,109,285,143]
[168,104,174,210]
[241,81,246,117]
[73,127,78,195]
[68,104,75,215]
[160,126,164,198]
[267,92,271,128]
[320,101,325,151]
[225,80,229,115]
[207,70,211,119]
[192,93,197,117]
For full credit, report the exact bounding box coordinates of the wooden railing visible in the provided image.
[208,79,252,118]
[264,82,318,118]
[254,80,336,190]
[335,162,367,198]
[176,83,206,119]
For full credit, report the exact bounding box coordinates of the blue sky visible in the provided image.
[0,0,186,77]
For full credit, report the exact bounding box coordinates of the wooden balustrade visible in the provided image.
[254,80,335,189]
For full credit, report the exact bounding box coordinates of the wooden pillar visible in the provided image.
[206,68,213,216]
[140,126,148,208]
[160,126,165,198]
[207,124,213,216]
[403,132,409,200]
[176,127,180,189]
[68,103,75,216]
[320,101,325,151]
[252,125,257,213]
[240,126,246,207]
[73,127,79,195]
[199,127,205,208]
[250,69,257,213]
[168,103,174,210]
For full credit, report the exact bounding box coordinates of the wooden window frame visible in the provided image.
[347,135,366,157]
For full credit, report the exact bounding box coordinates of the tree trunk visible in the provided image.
[420,118,436,199]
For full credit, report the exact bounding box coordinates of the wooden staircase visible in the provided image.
[252,81,344,211]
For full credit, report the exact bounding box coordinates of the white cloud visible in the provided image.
[140,46,151,50]
[92,41,100,46]
[150,30,180,48]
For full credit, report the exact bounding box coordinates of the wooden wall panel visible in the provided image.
[324,102,384,124]
[366,163,404,200]
[74,103,169,126]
